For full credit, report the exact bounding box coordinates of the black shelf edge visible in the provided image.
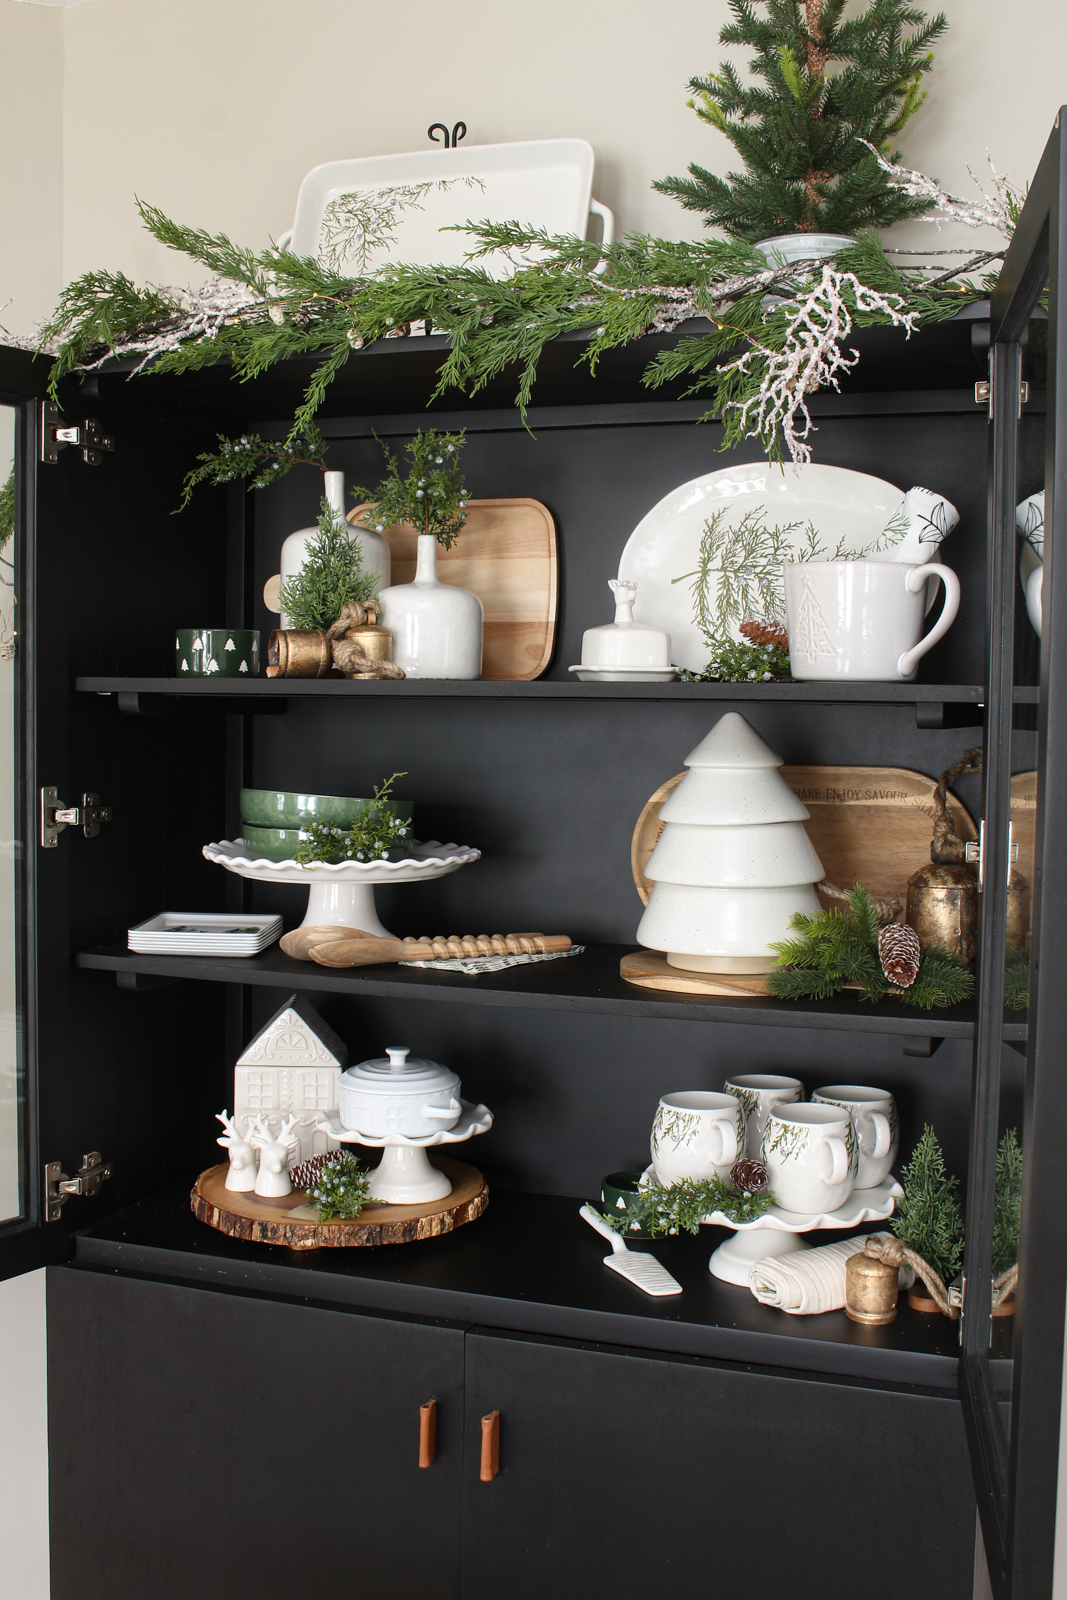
[75,676,988,707]
[74,942,1027,1039]
[71,1185,972,1389]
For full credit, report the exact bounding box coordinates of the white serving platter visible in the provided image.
[287,138,608,280]
[128,912,282,956]
[617,462,905,673]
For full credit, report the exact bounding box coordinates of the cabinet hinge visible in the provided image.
[40,787,112,847]
[964,821,1018,891]
[41,402,114,466]
[44,1152,113,1221]
[974,379,1029,417]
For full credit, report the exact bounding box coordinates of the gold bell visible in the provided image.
[266,628,332,678]
[845,1252,899,1325]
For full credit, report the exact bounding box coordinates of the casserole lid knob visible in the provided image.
[386,1046,411,1073]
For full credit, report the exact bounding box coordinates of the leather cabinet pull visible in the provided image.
[480,1410,500,1481]
[419,1398,437,1468]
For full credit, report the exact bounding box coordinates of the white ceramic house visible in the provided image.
[636,712,823,974]
[234,994,347,1161]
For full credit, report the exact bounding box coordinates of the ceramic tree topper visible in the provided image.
[215,1110,257,1192]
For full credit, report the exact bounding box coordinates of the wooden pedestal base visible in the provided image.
[191,1156,488,1250]
[620,950,773,998]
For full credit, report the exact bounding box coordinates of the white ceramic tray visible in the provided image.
[128,911,282,955]
[617,462,905,672]
[286,139,610,281]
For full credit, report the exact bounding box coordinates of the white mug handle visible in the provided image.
[711,1118,739,1167]
[820,1135,849,1186]
[897,564,961,678]
[866,1112,892,1159]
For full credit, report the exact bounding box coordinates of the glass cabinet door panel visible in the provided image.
[0,403,23,1227]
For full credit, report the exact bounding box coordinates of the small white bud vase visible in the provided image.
[279,471,391,627]
[377,534,483,679]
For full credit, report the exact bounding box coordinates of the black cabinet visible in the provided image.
[47,1267,465,1600]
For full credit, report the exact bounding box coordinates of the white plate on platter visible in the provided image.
[128,912,283,955]
[287,139,609,281]
[567,665,679,682]
[617,462,905,673]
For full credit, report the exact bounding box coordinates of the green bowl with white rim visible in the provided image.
[240,789,413,829]
[599,1170,652,1240]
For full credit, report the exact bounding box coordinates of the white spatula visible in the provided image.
[579,1205,683,1297]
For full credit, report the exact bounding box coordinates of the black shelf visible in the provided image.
[75,941,1027,1040]
[72,1182,993,1389]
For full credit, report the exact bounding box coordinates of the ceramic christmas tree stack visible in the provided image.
[636,712,823,974]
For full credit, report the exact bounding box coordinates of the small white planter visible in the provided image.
[377,534,483,679]
[754,233,854,266]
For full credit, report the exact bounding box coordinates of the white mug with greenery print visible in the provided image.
[760,1104,858,1214]
[812,1085,897,1189]
[723,1074,804,1159]
[650,1092,742,1186]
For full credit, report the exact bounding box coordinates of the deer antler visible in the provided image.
[247,1114,274,1149]
[215,1109,239,1146]
[278,1113,299,1142]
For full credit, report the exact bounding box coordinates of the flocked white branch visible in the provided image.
[861,142,1017,238]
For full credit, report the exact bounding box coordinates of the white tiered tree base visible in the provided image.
[202,840,481,935]
[314,1101,493,1204]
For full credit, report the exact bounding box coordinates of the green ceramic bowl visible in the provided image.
[599,1170,652,1240]
[239,789,413,829]
[241,825,307,861]
[176,628,259,677]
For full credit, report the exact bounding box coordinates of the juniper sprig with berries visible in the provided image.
[597,1174,775,1238]
[306,1152,374,1222]
[350,429,470,550]
[295,772,412,866]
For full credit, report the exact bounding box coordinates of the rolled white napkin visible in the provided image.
[749,1232,914,1316]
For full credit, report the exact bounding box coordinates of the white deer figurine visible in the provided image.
[249,1113,299,1198]
[215,1110,257,1193]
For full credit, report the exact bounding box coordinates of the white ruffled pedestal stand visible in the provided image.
[702,1178,903,1284]
[314,1101,494,1204]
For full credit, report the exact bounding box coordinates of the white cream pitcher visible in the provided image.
[783,559,960,682]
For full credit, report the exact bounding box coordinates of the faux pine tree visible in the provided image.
[654,0,948,240]
[992,1128,1022,1275]
[890,1125,964,1285]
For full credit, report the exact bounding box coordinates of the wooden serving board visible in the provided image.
[1011,771,1037,884]
[350,498,557,680]
[631,765,979,909]
[191,1156,487,1250]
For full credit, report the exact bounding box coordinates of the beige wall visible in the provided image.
[0,0,63,337]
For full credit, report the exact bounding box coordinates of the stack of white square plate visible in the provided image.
[128,913,283,956]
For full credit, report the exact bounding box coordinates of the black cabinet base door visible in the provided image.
[461,1329,975,1600]
[48,1267,464,1600]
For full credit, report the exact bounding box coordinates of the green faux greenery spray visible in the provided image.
[890,1125,964,1284]
[654,0,948,240]
[295,772,412,866]
[177,424,327,510]
[277,496,379,631]
[0,468,13,554]
[307,1153,373,1222]
[598,1175,774,1238]
[351,429,470,550]
[992,1128,1022,1276]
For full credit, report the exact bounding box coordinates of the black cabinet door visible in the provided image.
[462,1328,975,1600]
[48,1267,464,1600]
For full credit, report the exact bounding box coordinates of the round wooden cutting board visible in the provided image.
[631,764,980,909]
[191,1155,487,1249]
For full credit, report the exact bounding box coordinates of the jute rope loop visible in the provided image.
[862,1235,1016,1318]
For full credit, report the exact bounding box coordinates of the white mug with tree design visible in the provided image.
[650,1091,743,1186]
[760,1103,858,1213]
[782,559,960,682]
[812,1085,898,1188]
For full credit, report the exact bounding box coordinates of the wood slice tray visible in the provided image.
[191,1156,487,1249]
[351,497,557,680]
[626,764,979,998]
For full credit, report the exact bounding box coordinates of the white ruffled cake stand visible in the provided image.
[703,1179,903,1285]
[202,839,481,937]
[313,1101,494,1204]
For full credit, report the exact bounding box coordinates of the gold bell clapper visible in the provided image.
[845,1250,899,1325]
[905,750,1031,963]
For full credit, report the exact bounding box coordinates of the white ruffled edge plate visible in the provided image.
[640,1167,902,1231]
[203,838,481,882]
[313,1100,493,1148]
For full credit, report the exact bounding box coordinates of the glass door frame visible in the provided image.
[965,106,1067,1599]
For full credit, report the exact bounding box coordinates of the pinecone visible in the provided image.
[288,1153,340,1193]
[878,922,922,988]
[739,617,789,650]
[731,1158,769,1195]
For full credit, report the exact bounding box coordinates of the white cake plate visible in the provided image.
[313,1100,493,1204]
[704,1179,903,1285]
[202,839,481,936]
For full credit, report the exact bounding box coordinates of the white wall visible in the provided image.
[0,0,62,337]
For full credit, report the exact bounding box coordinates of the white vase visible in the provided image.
[377,535,483,679]
[279,470,391,626]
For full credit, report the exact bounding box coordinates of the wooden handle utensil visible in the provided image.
[307,931,573,969]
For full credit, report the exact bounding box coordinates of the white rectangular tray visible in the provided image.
[128,913,282,955]
[287,138,608,280]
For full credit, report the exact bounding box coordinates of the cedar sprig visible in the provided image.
[1003,950,1029,1012]
[350,429,469,550]
[277,496,378,631]
[596,1175,775,1238]
[177,424,327,510]
[307,1152,373,1222]
[295,772,412,866]
[890,1124,964,1285]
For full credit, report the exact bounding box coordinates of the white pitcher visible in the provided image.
[783,559,960,682]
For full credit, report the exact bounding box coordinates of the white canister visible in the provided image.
[338,1046,462,1138]
[650,1091,743,1185]
[580,580,672,669]
[760,1103,858,1214]
[723,1074,804,1159]
[279,471,391,626]
[812,1085,898,1189]
[783,559,960,682]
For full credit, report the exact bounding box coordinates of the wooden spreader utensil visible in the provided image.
[279,927,572,968]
